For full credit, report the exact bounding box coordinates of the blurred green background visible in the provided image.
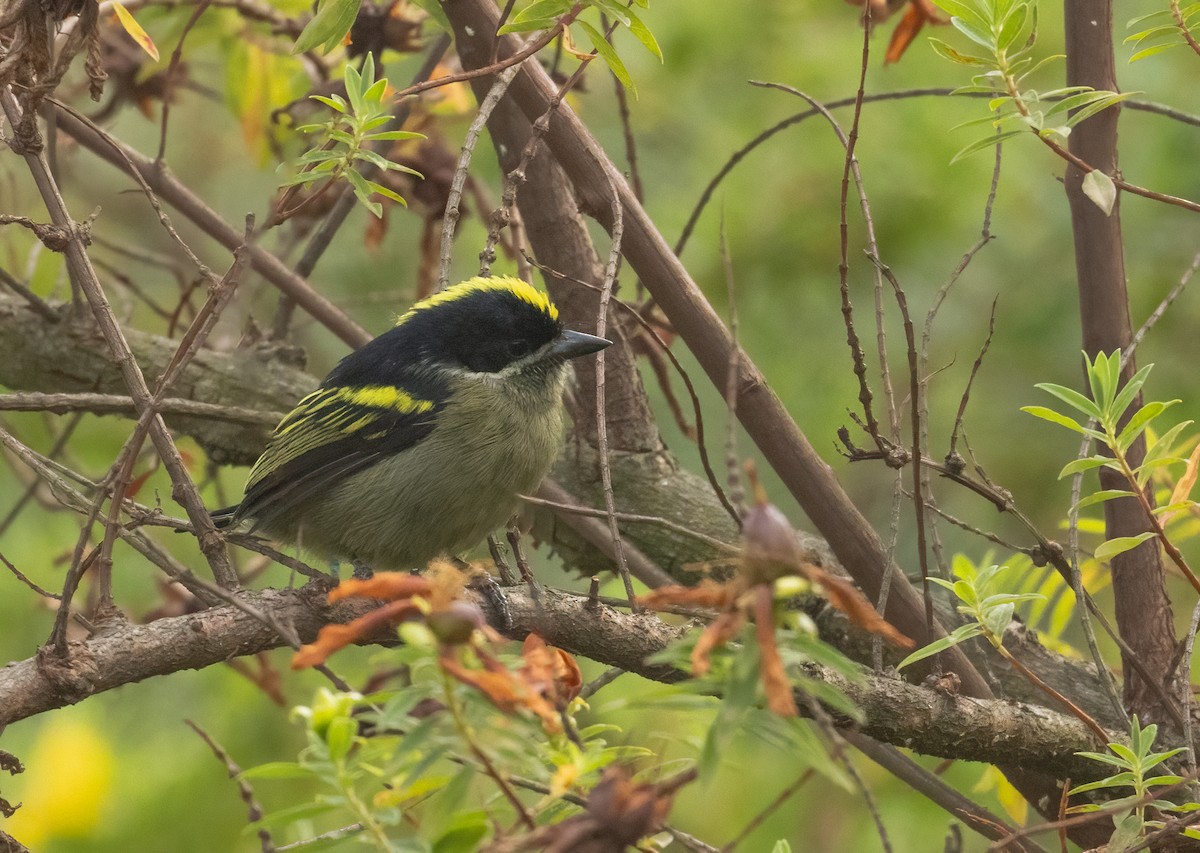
[4,0,1200,849]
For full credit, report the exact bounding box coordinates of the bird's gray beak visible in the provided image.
[550,329,612,360]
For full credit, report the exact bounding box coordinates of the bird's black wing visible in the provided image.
[229,382,442,531]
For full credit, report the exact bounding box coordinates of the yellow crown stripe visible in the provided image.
[394,275,558,327]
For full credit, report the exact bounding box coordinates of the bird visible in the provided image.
[212,275,611,572]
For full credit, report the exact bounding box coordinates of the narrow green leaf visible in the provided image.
[1058,456,1116,478]
[1094,532,1157,562]
[367,181,409,206]
[949,129,1026,162]
[1073,489,1135,510]
[1109,364,1155,423]
[1034,381,1103,419]
[951,15,998,50]
[310,94,349,113]
[578,20,635,95]
[624,7,663,61]
[897,623,984,670]
[1066,93,1135,128]
[1143,421,1194,468]
[293,0,360,55]
[929,37,991,65]
[1131,41,1185,62]
[363,130,426,142]
[239,761,318,780]
[1117,400,1178,452]
[1021,405,1087,434]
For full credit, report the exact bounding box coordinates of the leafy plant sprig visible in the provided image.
[1022,350,1200,594]
[1125,4,1200,64]
[929,0,1130,210]
[898,556,1111,740]
[498,0,663,94]
[278,54,424,220]
[1068,715,1197,851]
[897,556,1043,670]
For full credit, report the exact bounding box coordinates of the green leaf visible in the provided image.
[929,37,991,65]
[1118,400,1179,452]
[1074,750,1135,769]
[238,761,318,780]
[324,714,356,761]
[1146,420,1194,459]
[363,130,426,142]
[1067,93,1133,129]
[1131,42,1183,62]
[897,623,985,670]
[1109,363,1154,422]
[578,20,636,95]
[624,7,663,61]
[1073,489,1135,510]
[1035,381,1103,419]
[949,129,1026,162]
[1094,532,1157,562]
[951,14,998,51]
[982,600,1014,636]
[1058,456,1117,478]
[310,94,349,113]
[408,0,450,30]
[1110,811,1145,853]
[1021,405,1088,434]
[499,0,568,32]
[367,181,409,206]
[293,0,360,55]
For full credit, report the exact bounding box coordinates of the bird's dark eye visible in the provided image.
[507,340,531,359]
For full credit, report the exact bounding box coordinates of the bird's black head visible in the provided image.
[325,277,609,390]
[395,276,564,373]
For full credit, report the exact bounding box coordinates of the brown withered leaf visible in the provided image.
[521,634,582,709]
[328,573,432,604]
[292,599,419,669]
[753,586,799,716]
[637,578,736,611]
[884,0,944,63]
[691,609,745,676]
[439,649,562,732]
[801,561,914,649]
[485,766,696,853]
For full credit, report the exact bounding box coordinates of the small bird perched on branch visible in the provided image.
[213,275,610,572]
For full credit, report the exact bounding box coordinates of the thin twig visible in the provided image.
[595,187,636,608]
[156,0,212,163]
[518,493,737,552]
[437,63,522,290]
[0,392,281,424]
[185,720,275,853]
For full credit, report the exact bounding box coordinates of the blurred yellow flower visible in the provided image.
[4,715,115,846]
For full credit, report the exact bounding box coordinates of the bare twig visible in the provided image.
[185,720,275,853]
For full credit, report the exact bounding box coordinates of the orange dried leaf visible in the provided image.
[328,573,432,603]
[754,586,798,717]
[885,3,925,64]
[440,651,562,732]
[1166,441,1200,523]
[803,563,914,649]
[292,599,419,669]
[522,634,582,706]
[638,579,736,610]
[112,1,160,61]
[690,610,744,676]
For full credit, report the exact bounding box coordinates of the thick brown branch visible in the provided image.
[0,583,1117,781]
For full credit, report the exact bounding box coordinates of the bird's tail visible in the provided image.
[209,505,239,529]
[174,504,240,533]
